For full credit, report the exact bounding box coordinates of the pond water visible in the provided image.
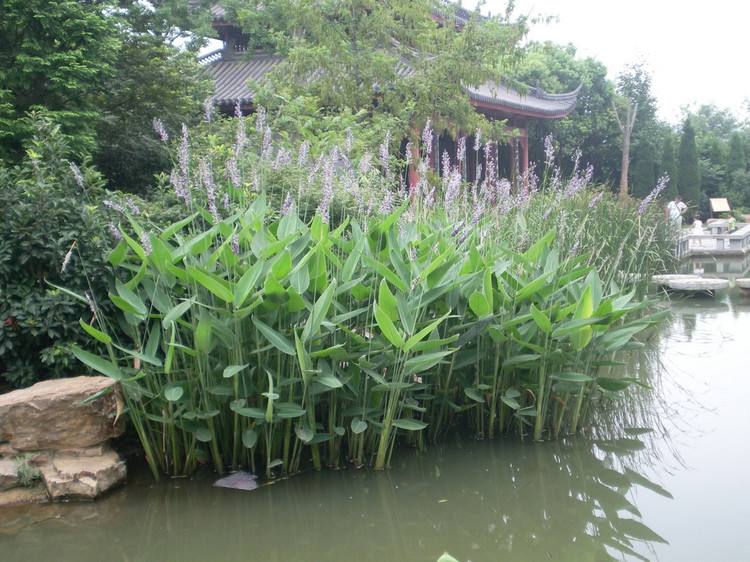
[2,286,750,562]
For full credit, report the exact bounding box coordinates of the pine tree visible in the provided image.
[677,118,701,210]
[660,134,678,199]
[727,132,747,173]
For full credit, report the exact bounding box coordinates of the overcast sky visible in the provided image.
[475,0,750,124]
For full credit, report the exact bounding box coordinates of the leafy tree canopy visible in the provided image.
[221,0,529,141]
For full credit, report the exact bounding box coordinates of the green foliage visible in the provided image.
[677,118,701,210]
[660,134,678,200]
[509,42,621,183]
[630,140,658,199]
[13,454,41,487]
[0,0,120,159]
[74,122,673,479]
[226,0,528,144]
[0,0,210,192]
[0,117,114,387]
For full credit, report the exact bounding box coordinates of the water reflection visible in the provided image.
[1,435,670,562]
[3,285,750,562]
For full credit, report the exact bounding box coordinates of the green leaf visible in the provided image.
[316,374,343,388]
[502,354,540,368]
[529,304,552,334]
[351,418,368,434]
[223,364,249,378]
[551,371,593,383]
[187,267,233,303]
[162,298,193,327]
[242,428,258,449]
[164,386,184,402]
[391,419,428,431]
[374,303,405,349]
[378,279,399,321]
[295,425,314,443]
[515,271,552,302]
[71,346,123,380]
[570,285,594,351]
[194,427,212,442]
[252,317,295,355]
[404,349,455,374]
[233,260,264,308]
[301,280,337,343]
[468,291,492,317]
[116,279,147,316]
[464,387,485,403]
[79,319,111,345]
[403,312,451,353]
[363,254,408,292]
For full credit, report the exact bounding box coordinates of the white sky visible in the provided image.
[476,0,750,123]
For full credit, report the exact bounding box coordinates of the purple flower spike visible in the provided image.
[152,118,169,143]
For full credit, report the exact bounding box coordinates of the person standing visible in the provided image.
[666,195,687,229]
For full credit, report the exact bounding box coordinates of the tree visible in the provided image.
[677,118,701,210]
[509,42,621,183]
[613,97,638,198]
[224,0,528,143]
[660,134,678,199]
[727,132,747,173]
[0,0,120,159]
[0,0,211,191]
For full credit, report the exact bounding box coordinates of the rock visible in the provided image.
[0,376,123,451]
[0,459,18,491]
[41,447,126,501]
[0,484,49,507]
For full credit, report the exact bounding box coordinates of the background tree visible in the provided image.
[630,138,658,198]
[660,133,678,199]
[677,117,701,213]
[0,0,211,191]
[509,42,620,182]
[224,0,528,144]
[612,96,637,198]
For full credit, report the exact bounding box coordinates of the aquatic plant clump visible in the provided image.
[71,118,672,479]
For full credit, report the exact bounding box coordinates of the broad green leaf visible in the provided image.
[79,319,111,345]
[242,428,258,448]
[403,312,451,353]
[71,346,123,380]
[529,304,552,334]
[378,279,399,321]
[502,354,540,368]
[374,303,405,349]
[570,285,594,351]
[164,386,184,402]
[363,254,408,292]
[252,317,295,355]
[351,418,368,434]
[515,271,552,302]
[301,280,337,343]
[233,260,264,308]
[194,427,212,442]
[295,425,314,443]
[187,267,233,303]
[464,387,485,403]
[391,418,428,431]
[223,364,249,378]
[404,349,454,374]
[162,298,193,327]
[551,371,593,383]
[468,291,492,317]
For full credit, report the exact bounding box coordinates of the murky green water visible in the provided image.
[2,284,750,562]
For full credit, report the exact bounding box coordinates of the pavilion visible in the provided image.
[200,4,579,183]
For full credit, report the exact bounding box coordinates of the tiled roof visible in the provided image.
[205,53,284,105]
[205,52,579,118]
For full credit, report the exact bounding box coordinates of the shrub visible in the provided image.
[0,116,116,388]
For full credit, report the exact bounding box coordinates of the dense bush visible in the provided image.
[0,118,115,387]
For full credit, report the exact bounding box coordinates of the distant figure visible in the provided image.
[691,214,704,234]
[728,215,737,232]
[666,195,687,229]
